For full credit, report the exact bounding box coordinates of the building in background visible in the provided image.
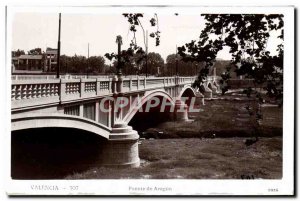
[11,56,19,72]
[11,47,57,73]
[13,54,44,72]
[44,47,58,72]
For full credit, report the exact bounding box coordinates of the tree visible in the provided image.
[178,14,284,142]
[178,14,283,106]
[140,52,164,75]
[105,64,116,74]
[60,55,72,73]
[105,13,160,75]
[165,54,202,76]
[28,48,43,55]
[60,54,106,74]
[88,56,106,74]
[12,49,25,57]
[112,52,164,76]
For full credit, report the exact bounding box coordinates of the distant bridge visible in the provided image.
[11,75,219,167]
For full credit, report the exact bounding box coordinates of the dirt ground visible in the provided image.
[66,137,282,179]
[153,94,282,138]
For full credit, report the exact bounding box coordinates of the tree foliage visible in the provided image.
[105,13,161,73]
[12,49,25,57]
[165,54,203,76]
[110,52,164,76]
[60,54,106,74]
[140,52,164,75]
[28,48,43,55]
[178,14,284,105]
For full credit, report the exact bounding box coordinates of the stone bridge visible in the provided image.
[11,75,219,167]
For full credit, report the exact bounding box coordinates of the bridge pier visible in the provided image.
[209,83,218,94]
[101,122,140,167]
[195,91,205,105]
[175,99,189,121]
[203,85,213,99]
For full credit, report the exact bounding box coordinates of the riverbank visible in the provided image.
[143,96,282,139]
[66,137,282,179]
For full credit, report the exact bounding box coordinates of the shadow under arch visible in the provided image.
[125,90,175,132]
[11,113,111,179]
[178,85,196,106]
[11,127,108,179]
[208,82,213,90]
[123,90,175,124]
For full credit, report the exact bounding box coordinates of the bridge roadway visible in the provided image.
[11,75,219,167]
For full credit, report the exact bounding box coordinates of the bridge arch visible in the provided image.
[207,82,213,90]
[178,85,196,99]
[12,113,111,139]
[123,89,175,124]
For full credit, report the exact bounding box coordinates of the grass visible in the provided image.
[66,138,282,179]
[153,94,282,138]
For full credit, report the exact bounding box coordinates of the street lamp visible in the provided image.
[116,35,123,76]
[56,13,61,79]
[145,30,148,77]
[175,45,178,76]
[87,43,89,78]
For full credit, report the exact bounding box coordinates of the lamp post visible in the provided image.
[56,13,61,79]
[175,45,178,76]
[116,35,123,76]
[145,30,148,77]
[87,43,89,78]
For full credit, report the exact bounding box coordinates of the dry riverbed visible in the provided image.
[66,137,282,179]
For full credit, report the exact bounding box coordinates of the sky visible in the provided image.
[11,12,281,64]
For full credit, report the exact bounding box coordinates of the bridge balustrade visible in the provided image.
[11,76,198,110]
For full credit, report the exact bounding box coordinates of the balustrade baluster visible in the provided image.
[76,83,80,93]
[37,84,42,98]
[42,84,46,97]
[11,85,16,100]
[55,84,59,96]
[46,84,50,97]
[68,84,71,94]
[72,84,75,94]
[21,85,27,99]
[32,84,36,98]
[71,84,75,94]
[50,84,54,96]
[16,85,21,100]
[27,85,32,99]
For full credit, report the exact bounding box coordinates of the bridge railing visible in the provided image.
[121,76,195,92]
[11,78,113,110]
[11,74,112,80]
[11,76,196,110]
[11,74,155,80]
[11,79,61,110]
